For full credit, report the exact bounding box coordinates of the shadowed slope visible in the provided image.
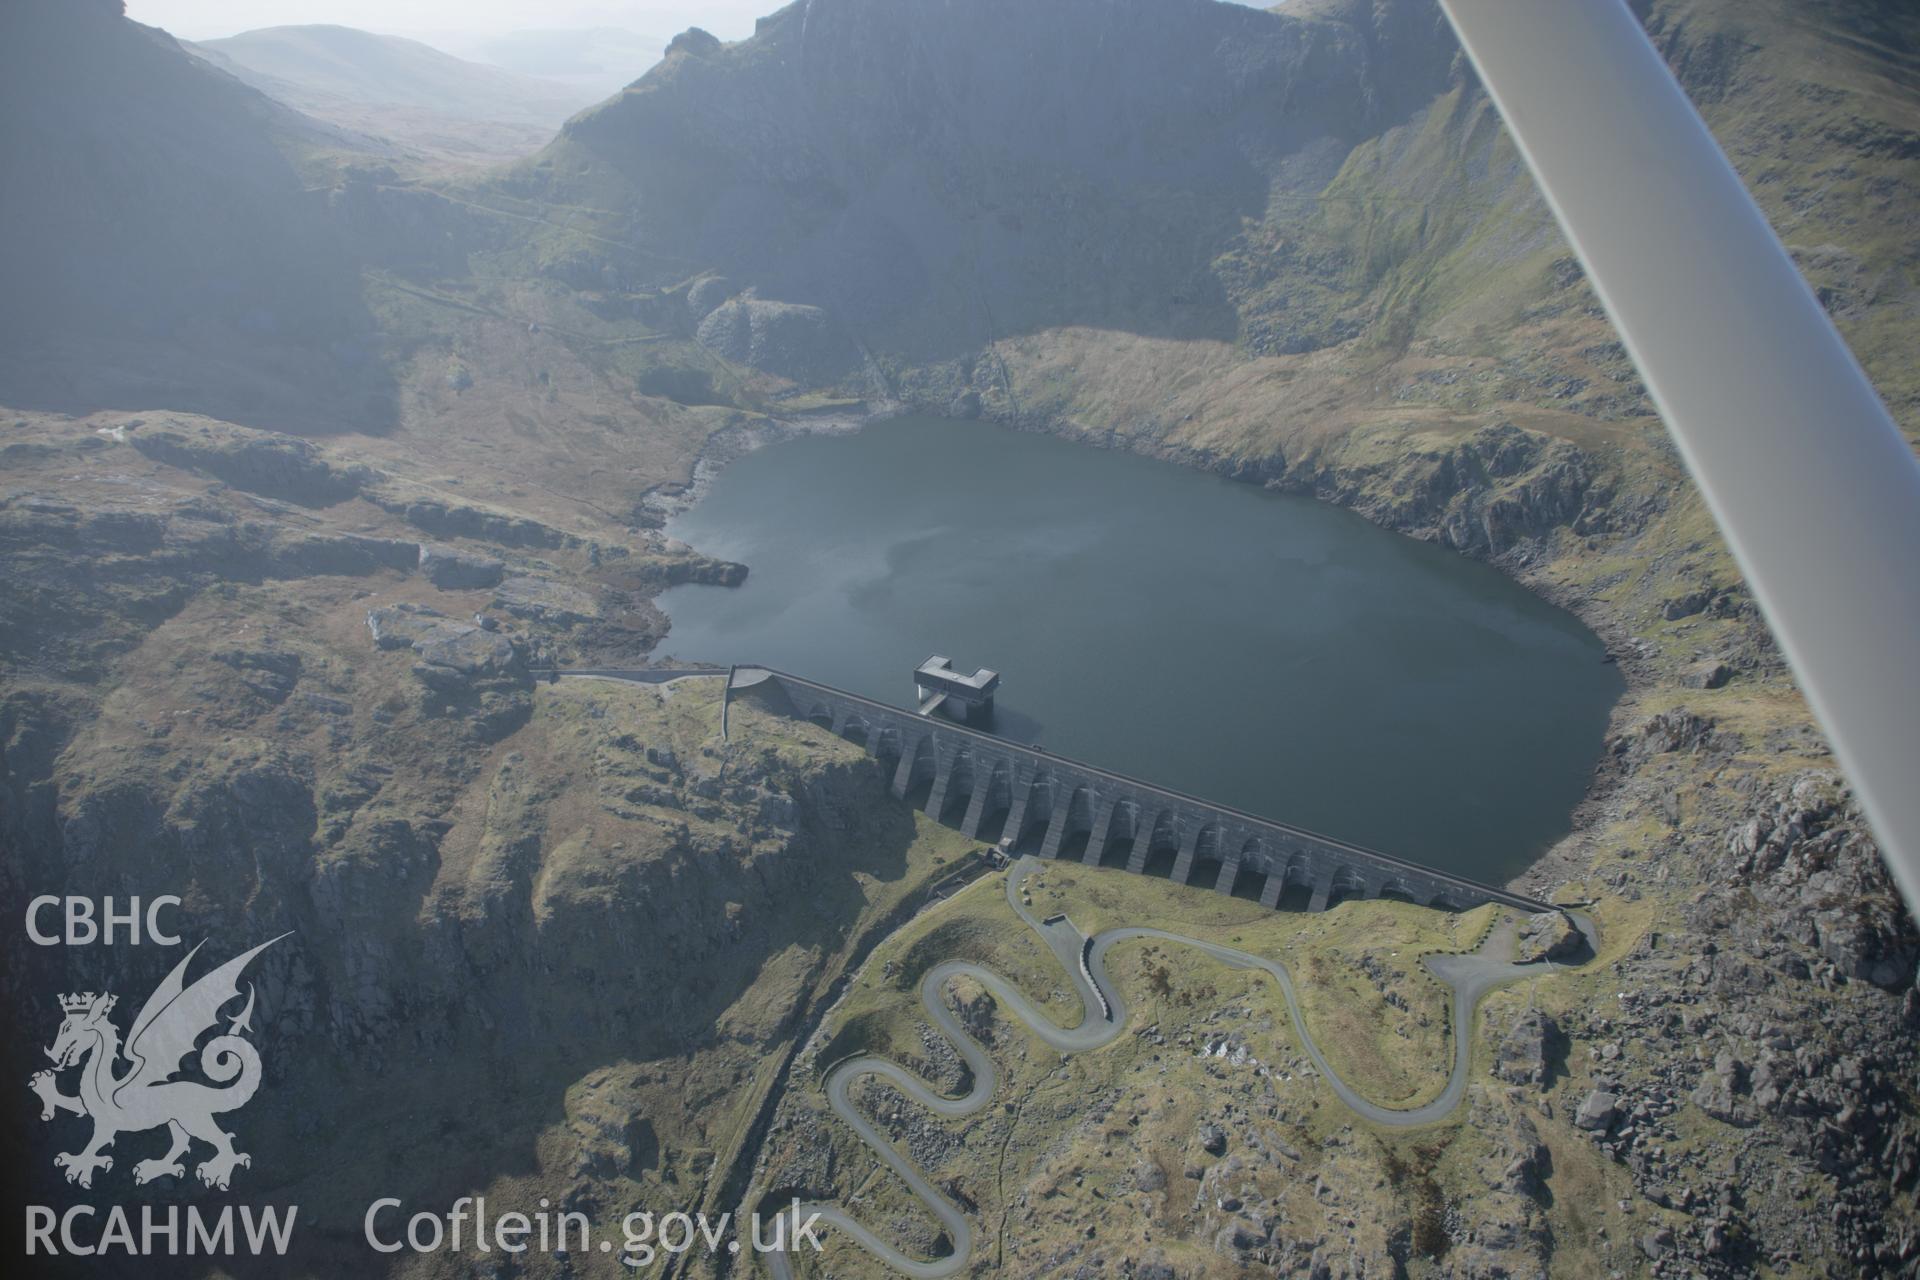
[0,0,392,430]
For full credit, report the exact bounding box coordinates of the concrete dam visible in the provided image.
[558,663,1558,916]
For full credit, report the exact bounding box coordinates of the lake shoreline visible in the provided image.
[638,401,905,528]
[656,410,1625,885]
[989,411,1658,904]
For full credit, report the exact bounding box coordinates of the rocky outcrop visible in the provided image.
[1515,911,1582,963]
[696,297,854,384]
[949,980,999,1048]
[418,542,505,590]
[1306,421,1623,558]
[128,419,371,507]
[211,646,302,703]
[322,179,475,276]
[1575,1088,1620,1132]
[1718,772,1918,989]
[686,274,736,321]
[1536,740,1919,1276]
[492,576,600,626]
[664,27,722,60]
[1438,1096,1555,1275]
[0,436,427,679]
[1493,1009,1561,1086]
[366,603,461,650]
[374,491,580,550]
[1687,659,1734,690]
[1689,1052,1755,1127]
[1613,708,1737,761]
[364,602,529,740]
[412,627,517,687]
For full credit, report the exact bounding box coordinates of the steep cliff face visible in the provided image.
[0,1,396,426]
[508,0,1458,364]
[0,2,351,332]
[0,410,968,1268]
[500,0,1920,452]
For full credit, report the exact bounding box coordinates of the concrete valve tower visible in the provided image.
[914,656,999,724]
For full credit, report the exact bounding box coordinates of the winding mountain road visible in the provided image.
[762,858,1584,1277]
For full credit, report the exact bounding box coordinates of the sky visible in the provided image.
[126,0,1268,45]
[124,0,782,43]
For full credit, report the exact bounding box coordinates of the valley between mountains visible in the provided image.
[3,0,1920,1276]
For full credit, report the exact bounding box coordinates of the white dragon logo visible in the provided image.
[28,934,287,1191]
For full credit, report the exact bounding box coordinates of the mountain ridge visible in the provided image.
[509,0,1459,363]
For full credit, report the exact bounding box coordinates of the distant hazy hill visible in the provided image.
[193,25,600,166]
[195,25,592,127]
[466,27,668,100]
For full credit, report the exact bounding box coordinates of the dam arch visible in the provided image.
[703,667,1562,917]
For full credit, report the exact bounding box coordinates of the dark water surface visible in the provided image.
[659,416,1621,882]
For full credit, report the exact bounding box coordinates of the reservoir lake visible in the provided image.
[658,416,1622,883]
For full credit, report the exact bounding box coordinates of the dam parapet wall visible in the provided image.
[734,666,1555,916]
